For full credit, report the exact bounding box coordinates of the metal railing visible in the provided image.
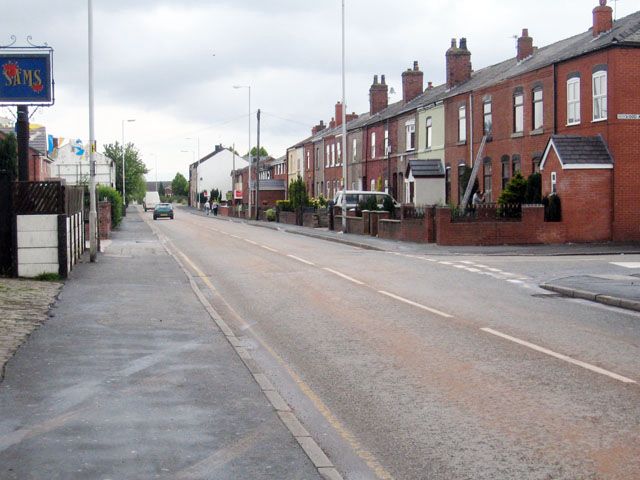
[452,202,522,222]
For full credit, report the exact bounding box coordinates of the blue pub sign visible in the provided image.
[0,51,53,105]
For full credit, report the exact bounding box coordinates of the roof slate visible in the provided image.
[445,10,640,98]
[551,135,613,165]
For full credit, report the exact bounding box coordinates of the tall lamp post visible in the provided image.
[88,0,97,262]
[233,85,251,219]
[121,118,135,216]
[340,0,348,231]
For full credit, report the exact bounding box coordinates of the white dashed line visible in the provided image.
[244,239,258,245]
[611,262,640,269]
[261,245,278,253]
[323,268,365,285]
[481,327,637,384]
[287,255,316,266]
[378,290,453,318]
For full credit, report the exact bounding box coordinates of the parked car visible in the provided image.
[331,190,399,211]
[143,191,161,212]
[153,203,174,220]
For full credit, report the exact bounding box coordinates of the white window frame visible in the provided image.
[337,142,342,165]
[371,132,376,159]
[458,105,467,143]
[426,116,433,149]
[513,93,524,133]
[331,144,335,167]
[533,88,543,130]
[592,70,607,122]
[483,101,492,135]
[325,145,330,167]
[567,77,581,125]
[370,179,376,191]
[384,128,389,155]
[306,151,310,170]
[352,138,357,163]
[551,171,557,193]
[405,120,415,151]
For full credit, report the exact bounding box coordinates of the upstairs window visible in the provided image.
[512,154,521,175]
[501,155,510,190]
[352,138,357,162]
[483,157,493,202]
[426,117,433,149]
[592,70,607,121]
[483,100,492,136]
[325,145,330,167]
[532,88,543,130]
[513,93,524,133]
[567,76,581,125]
[306,151,310,170]
[337,142,342,165]
[331,144,336,167]
[458,105,467,142]
[371,132,376,158]
[384,128,389,155]
[405,120,415,151]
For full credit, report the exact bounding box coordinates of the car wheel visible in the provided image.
[170,215,174,219]
[153,216,157,220]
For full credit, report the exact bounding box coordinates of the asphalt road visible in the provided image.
[150,206,640,480]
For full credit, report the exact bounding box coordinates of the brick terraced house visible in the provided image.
[444,0,640,241]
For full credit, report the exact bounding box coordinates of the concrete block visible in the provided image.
[18,247,58,264]
[17,215,57,232]
[296,436,333,468]
[264,390,291,412]
[18,263,58,278]
[318,467,344,480]
[17,230,58,248]
[278,411,310,437]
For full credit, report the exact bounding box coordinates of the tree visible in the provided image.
[498,172,527,205]
[158,182,165,196]
[103,142,148,204]
[0,133,18,179]
[171,173,189,197]
[288,175,309,209]
[248,146,269,158]
[525,172,542,204]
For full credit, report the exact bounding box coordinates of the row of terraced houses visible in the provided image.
[233,1,640,244]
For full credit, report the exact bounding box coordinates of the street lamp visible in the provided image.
[181,149,196,207]
[121,118,135,215]
[233,85,251,219]
[340,0,348,231]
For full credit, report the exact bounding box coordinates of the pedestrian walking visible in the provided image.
[204,200,211,215]
[212,200,219,216]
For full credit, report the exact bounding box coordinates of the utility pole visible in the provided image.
[88,0,98,262]
[16,106,29,181]
[341,0,348,231]
[232,142,235,202]
[255,109,261,220]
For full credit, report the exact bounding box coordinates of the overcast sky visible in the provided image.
[2,0,636,182]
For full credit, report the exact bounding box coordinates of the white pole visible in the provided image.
[88,0,97,262]
[341,0,348,231]
[248,87,252,220]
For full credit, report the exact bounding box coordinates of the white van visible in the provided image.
[332,190,399,211]
[143,191,161,212]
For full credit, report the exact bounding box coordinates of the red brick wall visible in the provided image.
[541,149,612,242]
[554,47,640,240]
[346,215,365,235]
[435,205,568,246]
[278,211,297,225]
[445,65,555,205]
[379,210,436,243]
[256,189,285,208]
[98,201,111,239]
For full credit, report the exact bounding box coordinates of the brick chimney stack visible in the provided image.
[593,0,613,37]
[446,38,472,89]
[312,120,326,135]
[335,101,344,127]
[427,81,433,90]
[329,117,336,129]
[517,28,534,61]
[369,74,388,115]
[401,61,424,103]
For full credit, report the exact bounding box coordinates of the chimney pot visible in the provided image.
[373,74,379,84]
[381,74,386,84]
[450,38,457,48]
[413,61,419,71]
[460,38,468,50]
[517,28,534,61]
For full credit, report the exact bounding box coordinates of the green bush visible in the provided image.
[276,200,293,212]
[288,176,309,210]
[525,172,542,204]
[359,196,378,211]
[382,195,395,217]
[498,172,527,206]
[265,208,276,221]
[309,195,328,209]
[97,185,123,227]
[543,194,562,221]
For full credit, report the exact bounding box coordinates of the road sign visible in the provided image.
[617,114,640,120]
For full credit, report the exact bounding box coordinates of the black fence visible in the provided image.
[13,181,84,215]
[452,202,522,222]
[0,174,13,275]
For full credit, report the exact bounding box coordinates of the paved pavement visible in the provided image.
[0,211,328,480]
[192,207,640,315]
[0,278,61,381]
